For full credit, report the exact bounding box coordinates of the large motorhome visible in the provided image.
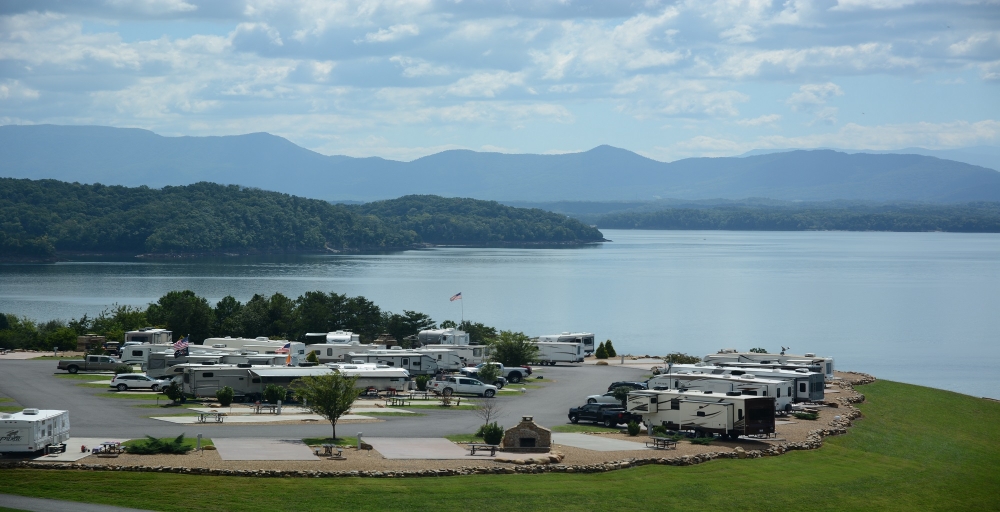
[347,350,440,376]
[417,328,470,346]
[0,409,70,453]
[178,364,410,399]
[704,350,835,378]
[660,364,825,402]
[536,332,595,355]
[627,389,775,439]
[647,372,793,413]
[532,341,585,365]
[305,342,387,363]
[124,328,173,345]
[421,344,490,365]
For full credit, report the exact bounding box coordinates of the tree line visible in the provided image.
[0,179,604,261]
[595,203,1000,232]
[0,290,485,351]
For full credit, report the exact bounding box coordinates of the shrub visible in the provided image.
[306,351,319,363]
[793,412,819,420]
[595,342,608,359]
[604,340,617,357]
[595,361,608,366]
[163,381,185,403]
[480,422,504,445]
[749,347,768,353]
[415,375,431,391]
[216,386,235,407]
[652,424,669,436]
[263,384,286,404]
[663,352,700,364]
[113,364,133,375]
[690,435,714,445]
[126,434,191,455]
[612,386,631,406]
[626,421,641,436]
[474,424,487,438]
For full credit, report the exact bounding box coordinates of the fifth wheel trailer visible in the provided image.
[647,372,793,413]
[627,389,775,439]
[0,409,71,453]
[532,341,584,365]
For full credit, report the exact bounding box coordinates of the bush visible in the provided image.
[663,352,700,364]
[216,386,235,407]
[793,412,819,420]
[474,424,487,438]
[263,384,286,404]
[126,434,191,455]
[480,422,504,445]
[604,340,617,357]
[626,421,641,436]
[652,424,669,436]
[595,342,608,359]
[475,362,501,385]
[113,364,133,375]
[306,351,319,363]
[612,386,631,406]
[415,375,431,391]
[163,381,185,403]
[749,347,768,353]
[690,435,714,445]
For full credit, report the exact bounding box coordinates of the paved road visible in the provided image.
[0,360,646,439]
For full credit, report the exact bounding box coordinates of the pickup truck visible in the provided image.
[428,376,498,397]
[57,355,124,374]
[465,362,531,384]
[568,403,642,427]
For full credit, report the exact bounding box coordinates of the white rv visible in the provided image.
[421,344,490,365]
[145,351,288,379]
[532,341,584,365]
[412,348,465,371]
[647,372,793,413]
[417,328,470,346]
[627,389,775,439]
[0,409,71,453]
[179,364,410,399]
[304,331,362,344]
[120,344,177,365]
[124,328,173,345]
[306,342,387,363]
[536,332,595,355]
[347,350,440,376]
[660,364,825,402]
[704,350,835,378]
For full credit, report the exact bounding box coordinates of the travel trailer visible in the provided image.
[124,328,173,345]
[421,344,490,365]
[305,342,387,363]
[536,332,595,355]
[704,350,835,378]
[347,350,440,376]
[660,364,825,402]
[532,341,585,365]
[0,409,71,453]
[411,348,465,371]
[178,364,410,399]
[120,344,177,365]
[647,372,793,413]
[627,389,775,439]
[145,351,288,379]
[416,328,470,346]
[304,331,362,344]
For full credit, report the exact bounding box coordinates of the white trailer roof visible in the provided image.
[250,367,333,377]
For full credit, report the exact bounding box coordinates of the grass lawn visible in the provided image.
[302,437,358,447]
[0,381,997,511]
[132,403,199,409]
[443,434,481,443]
[54,373,114,379]
[95,392,169,400]
[550,424,622,433]
[123,436,214,450]
[0,405,22,413]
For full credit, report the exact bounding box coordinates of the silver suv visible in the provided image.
[110,374,170,392]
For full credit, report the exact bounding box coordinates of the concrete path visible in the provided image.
[212,438,317,460]
[365,437,472,459]
[32,438,129,463]
[149,413,378,424]
[551,433,649,452]
[0,493,155,512]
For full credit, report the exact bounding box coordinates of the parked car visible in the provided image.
[427,376,498,397]
[109,374,170,392]
[607,381,648,392]
[586,391,624,405]
[568,403,641,427]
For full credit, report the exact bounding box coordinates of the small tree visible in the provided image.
[263,384,286,404]
[475,362,501,386]
[163,381,185,404]
[415,375,431,391]
[595,342,609,359]
[216,386,235,407]
[291,372,362,439]
[488,330,539,367]
[626,421,641,436]
[612,386,631,406]
[473,395,506,428]
[749,347,768,354]
[306,351,319,363]
[480,422,504,445]
[604,340,617,357]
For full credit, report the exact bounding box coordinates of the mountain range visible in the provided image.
[2,124,1000,203]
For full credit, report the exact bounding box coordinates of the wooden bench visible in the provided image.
[467,443,499,456]
[646,436,678,450]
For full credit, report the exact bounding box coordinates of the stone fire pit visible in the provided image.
[501,416,551,453]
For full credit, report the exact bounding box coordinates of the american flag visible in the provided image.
[450,292,462,301]
[172,337,189,351]
[275,342,290,354]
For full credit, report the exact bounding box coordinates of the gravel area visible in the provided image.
[67,371,866,473]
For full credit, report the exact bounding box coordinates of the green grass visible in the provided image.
[0,405,23,413]
[443,434,481,443]
[550,424,622,433]
[0,381,998,511]
[131,403,199,409]
[302,437,358,447]
[0,397,15,403]
[77,383,115,388]
[95,392,168,400]
[54,373,114,380]
[123,436,213,450]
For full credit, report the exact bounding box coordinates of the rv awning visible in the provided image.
[249,367,333,378]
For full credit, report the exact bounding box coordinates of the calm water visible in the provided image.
[2,230,999,399]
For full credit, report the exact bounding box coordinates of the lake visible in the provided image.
[2,229,998,399]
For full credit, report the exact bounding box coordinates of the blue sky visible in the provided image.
[1,0,998,161]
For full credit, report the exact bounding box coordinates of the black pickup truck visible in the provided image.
[568,403,641,427]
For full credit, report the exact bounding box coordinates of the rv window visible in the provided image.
[788,387,792,396]
[149,359,165,369]
[132,350,143,356]
[799,383,806,393]
[473,349,482,357]
[670,399,680,410]
[402,358,409,366]
[738,409,744,420]
[252,378,261,384]
[742,390,758,396]
[327,349,332,356]
[696,411,705,417]
[202,372,214,378]
[674,380,679,387]
[777,388,781,398]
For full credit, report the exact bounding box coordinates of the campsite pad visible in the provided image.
[33,438,130,462]
[212,438,317,460]
[364,437,472,459]
[551,433,649,452]
[150,413,377,424]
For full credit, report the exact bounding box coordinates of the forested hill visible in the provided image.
[0,179,604,261]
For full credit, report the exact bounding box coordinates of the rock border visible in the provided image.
[0,373,875,478]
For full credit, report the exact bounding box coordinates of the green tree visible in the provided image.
[475,362,502,386]
[213,296,244,337]
[291,372,362,439]
[604,340,617,357]
[262,384,287,404]
[595,342,609,359]
[146,290,214,344]
[612,386,631,406]
[458,321,498,345]
[381,310,436,348]
[306,350,319,363]
[749,347,768,353]
[216,386,235,407]
[488,330,539,367]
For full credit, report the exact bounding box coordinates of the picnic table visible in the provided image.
[197,411,225,423]
[253,403,278,414]
[385,396,410,407]
[95,441,123,457]
[467,443,499,456]
[408,391,430,400]
[315,444,344,458]
[645,436,678,450]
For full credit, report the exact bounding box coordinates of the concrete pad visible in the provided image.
[551,433,649,452]
[149,413,378,424]
[350,407,417,414]
[33,438,130,462]
[365,437,472,459]
[213,438,317,461]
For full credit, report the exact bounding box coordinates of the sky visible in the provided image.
[1,0,999,162]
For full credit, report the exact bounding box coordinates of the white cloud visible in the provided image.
[735,114,781,126]
[357,24,420,43]
[787,83,844,111]
[446,71,525,98]
[389,56,450,77]
[0,80,40,101]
